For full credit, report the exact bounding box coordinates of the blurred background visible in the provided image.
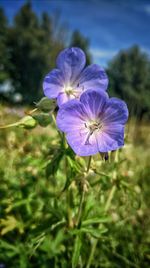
[0,1,150,267]
[0,0,150,120]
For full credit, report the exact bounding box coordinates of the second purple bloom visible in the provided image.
[43,47,108,107]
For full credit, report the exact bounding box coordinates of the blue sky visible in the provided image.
[0,0,150,66]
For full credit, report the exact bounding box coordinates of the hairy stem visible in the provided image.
[86,152,118,268]
[76,156,91,227]
[64,148,73,228]
[26,108,38,115]
[86,184,116,268]
[51,114,63,140]
[86,155,92,173]
[0,122,20,129]
[104,184,117,212]
[76,184,86,227]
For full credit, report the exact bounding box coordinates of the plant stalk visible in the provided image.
[51,114,65,143]
[76,184,86,227]
[76,156,91,227]
[86,184,117,268]
[0,122,20,129]
[86,155,92,173]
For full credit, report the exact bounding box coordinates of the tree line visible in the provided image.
[107,46,150,120]
[0,2,150,119]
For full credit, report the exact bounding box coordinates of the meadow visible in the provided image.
[0,104,149,268]
[0,1,150,267]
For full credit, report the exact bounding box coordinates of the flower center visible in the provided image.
[85,120,102,132]
[63,84,82,98]
[84,120,103,145]
[64,85,74,96]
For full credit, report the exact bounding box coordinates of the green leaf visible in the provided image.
[46,150,64,178]
[72,235,82,268]
[0,215,24,235]
[80,227,108,238]
[66,156,81,173]
[82,217,111,226]
[40,231,64,258]
[0,239,19,253]
[29,232,46,257]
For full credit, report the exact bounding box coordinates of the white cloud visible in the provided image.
[90,46,150,67]
[90,48,118,66]
[90,48,117,59]
[144,5,150,15]
[141,47,150,56]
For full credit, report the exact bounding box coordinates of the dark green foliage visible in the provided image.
[6,3,63,104]
[107,46,150,119]
[0,8,9,83]
[0,3,65,104]
[70,30,92,65]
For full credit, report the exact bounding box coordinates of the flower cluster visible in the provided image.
[43,47,129,156]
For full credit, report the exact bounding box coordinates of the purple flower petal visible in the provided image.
[66,130,99,156]
[80,89,108,119]
[56,98,99,156]
[78,64,108,91]
[56,47,86,83]
[102,97,129,125]
[57,92,75,107]
[43,69,64,98]
[56,99,87,133]
[95,124,124,152]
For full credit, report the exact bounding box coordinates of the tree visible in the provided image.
[70,30,92,65]
[107,46,150,119]
[6,3,48,103]
[5,3,65,104]
[41,11,66,71]
[0,8,9,83]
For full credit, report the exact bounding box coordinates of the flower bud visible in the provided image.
[19,116,37,129]
[36,97,56,112]
[100,152,109,161]
[33,113,51,127]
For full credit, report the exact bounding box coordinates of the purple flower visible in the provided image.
[56,90,128,156]
[43,47,108,106]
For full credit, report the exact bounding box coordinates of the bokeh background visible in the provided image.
[0,0,150,119]
[0,0,150,267]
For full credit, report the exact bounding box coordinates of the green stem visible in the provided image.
[86,184,117,268]
[86,156,92,173]
[65,155,73,228]
[51,114,63,140]
[26,108,38,115]
[76,156,91,227]
[76,185,86,227]
[86,239,97,268]
[86,151,119,268]
[67,188,73,228]
[0,122,20,129]
[104,184,117,212]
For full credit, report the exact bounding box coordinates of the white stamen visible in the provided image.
[84,120,103,145]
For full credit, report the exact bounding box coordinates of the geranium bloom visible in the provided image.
[56,90,128,156]
[43,47,108,106]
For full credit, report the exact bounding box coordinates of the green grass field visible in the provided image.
[0,105,150,268]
